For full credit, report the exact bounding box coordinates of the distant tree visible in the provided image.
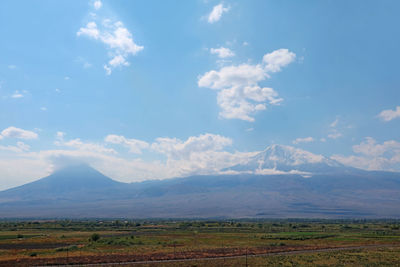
[90,233,100,242]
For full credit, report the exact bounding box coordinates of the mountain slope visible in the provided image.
[0,162,400,218]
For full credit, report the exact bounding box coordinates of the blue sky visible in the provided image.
[0,0,399,189]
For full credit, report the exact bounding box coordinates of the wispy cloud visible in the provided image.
[11,90,24,98]
[327,132,342,139]
[293,137,314,145]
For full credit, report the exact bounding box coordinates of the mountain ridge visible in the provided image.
[0,144,400,218]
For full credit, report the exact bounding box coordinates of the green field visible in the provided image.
[0,219,399,266]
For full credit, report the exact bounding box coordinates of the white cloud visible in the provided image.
[326,117,343,140]
[77,22,99,39]
[109,54,129,67]
[353,137,400,157]
[377,106,400,122]
[332,137,400,171]
[105,134,149,154]
[104,65,112,75]
[77,19,143,75]
[75,57,92,68]
[263,49,296,73]
[327,132,342,139]
[198,49,295,121]
[16,141,30,151]
[11,90,24,98]
[0,132,257,189]
[54,131,116,154]
[1,127,38,140]
[330,118,339,128]
[293,137,314,144]
[94,0,102,10]
[151,133,232,159]
[210,47,235,58]
[8,65,16,69]
[207,4,229,24]
[150,133,254,178]
[40,107,47,111]
[0,143,28,153]
[55,131,65,142]
[55,88,61,93]
[64,76,70,80]
[57,136,117,155]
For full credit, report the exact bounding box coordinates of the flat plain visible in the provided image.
[0,220,399,266]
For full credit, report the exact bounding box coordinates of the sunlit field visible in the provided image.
[0,219,400,266]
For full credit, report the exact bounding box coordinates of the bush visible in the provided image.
[90,233,100,242]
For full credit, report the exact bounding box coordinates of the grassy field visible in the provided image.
[0,219,399,266]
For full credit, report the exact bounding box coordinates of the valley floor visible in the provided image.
[0,219,399,266]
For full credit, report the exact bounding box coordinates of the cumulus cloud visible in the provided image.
[207,4,229,24]
[263,49,296,73]
[377,106,400,122]
[150,133,253,177]
[77,17,143,75]
[105,134,149,154]
[151,133,232,159]
[332,137,400,171]
[292,137,314,145]
[198,49,295,121]
[210,47,235,58]
[1,127,38,140]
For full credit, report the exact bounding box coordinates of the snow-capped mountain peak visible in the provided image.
[226,144,346,175]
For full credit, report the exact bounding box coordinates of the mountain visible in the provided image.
[226,144,358,175]
[0,148,400,219]
[0,164,128,202]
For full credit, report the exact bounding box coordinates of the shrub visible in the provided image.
[90,233,100,242]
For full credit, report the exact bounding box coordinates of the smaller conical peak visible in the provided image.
[52,163,99,175]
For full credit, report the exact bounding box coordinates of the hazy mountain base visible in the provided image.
[0,165,400,218]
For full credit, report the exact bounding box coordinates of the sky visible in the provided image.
[0,0,399,190]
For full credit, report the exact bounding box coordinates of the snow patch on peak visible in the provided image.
[260,144,327,166]
[225,144,345,175]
